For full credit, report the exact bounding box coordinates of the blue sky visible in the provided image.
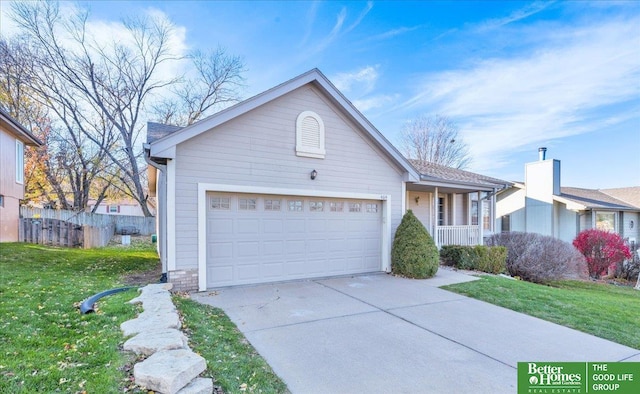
[2,1,639,188]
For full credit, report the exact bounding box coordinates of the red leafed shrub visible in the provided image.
[573,229,631,279]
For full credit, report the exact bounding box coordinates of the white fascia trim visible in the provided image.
[150,145,176,159]
[553,195,586,211]
[166,159,176,271]
[381,195,392,272]
[197,182,392,291]
[401,181,407,213]
[199,183,387,200]
[414,179,499,191]
[197,183,208,291]
[313,77,420,181]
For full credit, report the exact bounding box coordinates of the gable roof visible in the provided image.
[0,107,42,146]
[410,160,511,189]
[147,68,420,182]
[557,187,639,211]
[147,122,182,144]
[601,187,640,209]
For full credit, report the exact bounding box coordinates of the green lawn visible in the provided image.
[0,242,286,393]
[442,275,640,350]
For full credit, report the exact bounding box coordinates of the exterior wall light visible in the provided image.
[415,196,420,205]
[310,169,318,180]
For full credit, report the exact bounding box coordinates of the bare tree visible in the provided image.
[1,37,116,211]
[400,114,471,169]
[9,1,245,216]
[152,48,245,126]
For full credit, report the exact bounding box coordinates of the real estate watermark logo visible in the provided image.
[518,362,640,394]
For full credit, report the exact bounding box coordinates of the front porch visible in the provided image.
[406,187,495,247]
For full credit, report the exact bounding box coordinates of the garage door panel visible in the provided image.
[262,219,283,233]
[237,264,261,281]
[209,242,233,259]
[237,241,260,257]
[364,256,380,270]
[328,238,347,253]
[261,262,284,278]
[287,260,306,275]
[307,219,327,232]
[207,193,382,288]
[237,219,260,234]
[209,266,233,284]
[285,240,306,255]
[263,240,284,255]
[307,239,328,253]
[285,218,305,233]
[210,218,233,234]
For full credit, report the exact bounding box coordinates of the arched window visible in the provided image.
[296,111,325,159]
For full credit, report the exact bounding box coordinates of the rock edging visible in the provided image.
[121,283,213,394]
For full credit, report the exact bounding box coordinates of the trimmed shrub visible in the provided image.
[440,245,473,270]
[487,232,588,284]
[391,210,439,278]
[439,245,506,274]
[573,229,632,279]
[474,245,507,274]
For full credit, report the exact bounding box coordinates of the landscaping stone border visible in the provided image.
[121,283,213,394]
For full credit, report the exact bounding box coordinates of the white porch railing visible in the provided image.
[436,225,481,247]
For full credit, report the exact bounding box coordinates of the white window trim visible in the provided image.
[16,140,24,184]
[197,183,391,291]
[295,111,326,159]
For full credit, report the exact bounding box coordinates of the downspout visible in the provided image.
[144,144,168,282]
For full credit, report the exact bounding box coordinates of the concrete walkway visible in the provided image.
[192,269,640,393]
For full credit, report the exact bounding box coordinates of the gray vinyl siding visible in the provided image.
[407,191,433,235]
[172,85,405,270]
[620,212,640,242]
[454,194,467,225]
[555,201,578,243]
[525,197,553,236]
[579,212,592,232]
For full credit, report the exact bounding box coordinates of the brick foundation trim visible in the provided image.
[168,269,199,292]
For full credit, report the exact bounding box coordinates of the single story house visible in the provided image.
[145,69,509,291]
[87,199,151,216]
[0,108,42,242]
[496,149,640,244]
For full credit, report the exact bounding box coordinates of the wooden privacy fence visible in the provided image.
[20,207,156,235]
[19,218,115,248]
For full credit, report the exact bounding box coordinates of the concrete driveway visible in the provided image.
[191,269,640,393]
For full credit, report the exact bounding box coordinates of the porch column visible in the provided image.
[478,191,483,245]
[433,187,439,247]
[452,193,457,225]
[491,190,496,233]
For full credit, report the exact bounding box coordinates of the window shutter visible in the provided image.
[300,116,320,149]
[295,111,325,158]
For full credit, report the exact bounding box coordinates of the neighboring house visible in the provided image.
[0,108,43,242]
[87,200,150,216]
[496,149,640,244]
[145,69,509,291]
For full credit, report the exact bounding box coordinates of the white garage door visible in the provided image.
[206,192,382,287]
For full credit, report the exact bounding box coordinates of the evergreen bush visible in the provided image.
[439,245,506,274]
[391,210,439,278]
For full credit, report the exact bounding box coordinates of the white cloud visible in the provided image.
[353,94,399,112]
[332,65,380,94]
[368,25,421,41]
[302,1,373,59]
[475,1,555,31]
[401,17,640,173]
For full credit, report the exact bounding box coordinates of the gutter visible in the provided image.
[144,143,168,282]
